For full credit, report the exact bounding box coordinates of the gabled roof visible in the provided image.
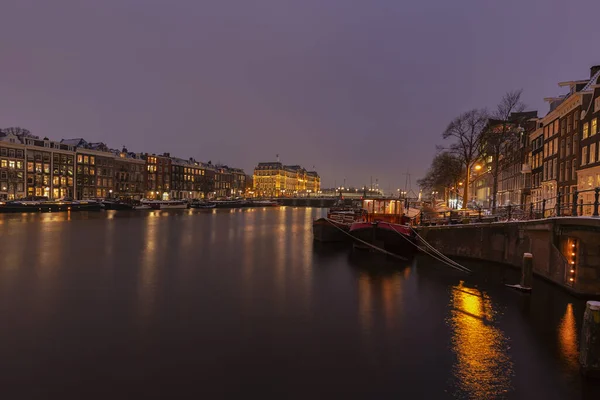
[580,69,600,93]
[60,138,87,147]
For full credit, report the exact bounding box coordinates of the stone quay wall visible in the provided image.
[415,218,600,296]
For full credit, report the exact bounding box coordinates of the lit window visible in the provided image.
[0,159,6,168]
[591,143,597,164]
[582,146,588,166]
[593,118,598,136]
[583,122,589,139]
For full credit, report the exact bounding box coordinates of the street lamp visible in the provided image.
[474,164,482,171]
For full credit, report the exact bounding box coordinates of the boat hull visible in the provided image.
[150,203,188,210]
[213,201,248,209]
[0,201,102,213]
[102,201,134,210]
[190,203,216,209]
[349,221,417,256]
[312,218,351,242]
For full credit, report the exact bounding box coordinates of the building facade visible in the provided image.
[0,132,26,200]
[26,137,76,199]
[170,157,208,199]
[253,162,321,197]
[214,166,233,198]
[113,148,146,199]
[530,125,544,206]
[144,153,171,200]
[577,67,600,215]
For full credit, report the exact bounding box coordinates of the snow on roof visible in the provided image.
[580,69,600,93]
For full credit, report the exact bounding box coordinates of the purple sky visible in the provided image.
[1,0,599,190]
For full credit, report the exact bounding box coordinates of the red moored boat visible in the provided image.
[312,203,367,242]
[349,198,417,256]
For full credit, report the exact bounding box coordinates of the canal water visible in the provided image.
[0,207,599,399]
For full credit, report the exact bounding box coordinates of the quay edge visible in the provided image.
[414,217,600,297]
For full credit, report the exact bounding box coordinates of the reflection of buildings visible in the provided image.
[449,282,512,399]
[357,270,408,334]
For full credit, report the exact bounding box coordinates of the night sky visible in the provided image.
[1,0,599,190]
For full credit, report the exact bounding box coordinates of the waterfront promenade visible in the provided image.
[0,208,599,398]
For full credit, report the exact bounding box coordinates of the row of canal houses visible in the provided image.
[0,133,250,201]
[470,64,600,215]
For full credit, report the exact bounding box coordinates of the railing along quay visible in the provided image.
[417,187,600,226]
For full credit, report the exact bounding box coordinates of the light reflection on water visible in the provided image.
[558,303,579,370]
[138,215,159,321]
[449,281,513,399]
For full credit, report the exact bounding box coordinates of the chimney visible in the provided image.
[591,65,600,78]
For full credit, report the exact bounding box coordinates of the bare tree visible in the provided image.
[417,152,464,196]
[0,127,38,139]
[483,90,526,212]
[442,109,488,208]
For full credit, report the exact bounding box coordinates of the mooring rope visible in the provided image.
[407,226,471,273]
[323,218,408,261]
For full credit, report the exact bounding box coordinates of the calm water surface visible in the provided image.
[0,207,599,399]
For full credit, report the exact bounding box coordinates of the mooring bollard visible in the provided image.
[579,301,600,378]
[521,253,533,289]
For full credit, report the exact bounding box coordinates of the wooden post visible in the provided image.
[572,191,579,216]
[521,253,533,289]
[580,301,600,378]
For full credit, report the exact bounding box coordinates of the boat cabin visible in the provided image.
[361,198,407,224]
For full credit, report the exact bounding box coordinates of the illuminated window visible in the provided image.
[90,156,95,165]
[84,155,89,164]
[0,159,6,168]
[583,122,589,139]
[593,118,598,136]
[591,143,597,164]
[77,154,83,163]
[582,146,588,166]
